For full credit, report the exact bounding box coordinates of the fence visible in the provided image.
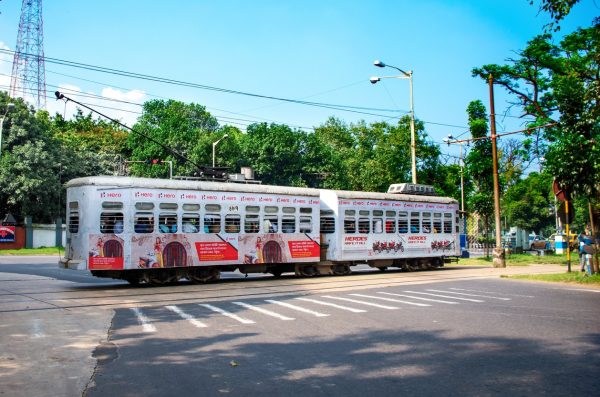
[0,217,65,249]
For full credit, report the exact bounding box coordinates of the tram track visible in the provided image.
[0,266,557,314]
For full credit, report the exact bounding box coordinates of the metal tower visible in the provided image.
[9,0,46,110]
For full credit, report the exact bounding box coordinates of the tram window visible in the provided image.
[321,209,334,216]
[265,206,278,214]
[183,203,200,211]
[182,213,200,233]
[245,214,259,233]
[299,216,312,233]
[433,213,442,233]
[373,210,383,217]
[359,210,370,216]
[204,214,221,233]
[345,210,355,216]
[282,216,296,233]
[134,212,154,233]
[344,218,356,234]
[300,207,312,214]
[205,204,221,212]
[373,218,383,234]
[443,213,452,234]
[225,215,241,233]
[386,211,396,217]
[385,217,396,233]
[263,214,279,233]
[410,212,420,233]
[320,217,335,234]
[100,212,124,234]
[246,206,260,213]
[422,212,432,233]
[358,218,370,234]
[160,203,178,210]
[398,211,408,233]
[68,210,79,233]
[283,207,296,214]
[159,213,177,233]
[102,201,123,210]
[135,202,154,210]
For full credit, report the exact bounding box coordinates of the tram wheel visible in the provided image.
[270,269,283,278]
[332,264,351,276]
[125,277,141,286]
[299,265,317,277]
[377,266,388,272]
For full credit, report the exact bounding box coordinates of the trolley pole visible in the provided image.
[488,75,506,268]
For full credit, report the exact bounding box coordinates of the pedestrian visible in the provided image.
[578,232,587,272]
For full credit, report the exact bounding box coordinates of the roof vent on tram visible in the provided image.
[387,183,436,196]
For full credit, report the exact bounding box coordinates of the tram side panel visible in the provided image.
[63,184,321,274]
[319,190,460,266]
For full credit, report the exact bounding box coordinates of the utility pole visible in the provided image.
[488,75,506,267]
[10,0,47,110]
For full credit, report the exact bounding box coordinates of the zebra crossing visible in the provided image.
[129,287,523,333]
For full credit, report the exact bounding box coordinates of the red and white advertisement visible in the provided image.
[89,256,124,270]
[0,226,16,242]
[288,240,320,259]
[195,242,239,262]
[89,235,125,269]
[407,235,428,246]
[343,236,368,247]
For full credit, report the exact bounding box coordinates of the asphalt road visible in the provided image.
[1,257,598,397]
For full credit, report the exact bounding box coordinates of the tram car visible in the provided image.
[59,176,460,284]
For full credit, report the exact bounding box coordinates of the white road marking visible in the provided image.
[295,297,367,313]
[199,304,255,324]
[450,288,535,298]
[377,292,459,304]
[130,308,157,333]
[265,299,330,317]
[232,302,295,321]
[165,305,208,328]
[349,293,430,307]
[322,295,399,310]
[403,291,484,303]
[32,318,45,338]
[427,289,511,301]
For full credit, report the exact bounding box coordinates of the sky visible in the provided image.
[0,0,597,166]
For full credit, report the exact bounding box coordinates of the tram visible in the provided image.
[59,176,460,284]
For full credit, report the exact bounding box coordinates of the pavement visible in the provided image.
[0,259,579,397]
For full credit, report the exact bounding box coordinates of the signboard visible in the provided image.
[0,226,16,243]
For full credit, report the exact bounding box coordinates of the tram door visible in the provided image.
[263,241,282,263]
[163,242,187,267]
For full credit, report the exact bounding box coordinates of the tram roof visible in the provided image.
[66,176,320,197]
[326,189,458,204]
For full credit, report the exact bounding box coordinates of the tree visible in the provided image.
[128,99,221,178]
[530,0,583,31]
[472,24,599,200]
[240,122,307,186]
[464,100,495,241]
[503,172,554,235]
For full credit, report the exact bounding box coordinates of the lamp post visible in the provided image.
[0,103,15,158]
[212,134,228,168]
[444,134,468,256]
[371,60,417,183]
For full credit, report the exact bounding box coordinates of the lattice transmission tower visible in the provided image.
[9,0,46,110]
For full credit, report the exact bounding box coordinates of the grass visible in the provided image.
[505,272,600,285]
[0,247,64,255]
[453,253,570,267]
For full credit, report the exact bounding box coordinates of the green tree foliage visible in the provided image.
[472,24,599,199]
[503,172,554,234]
[530,0,582,31]
[128,99,221,178]
[464,100,495,235]
[240,122,307,186]
[0,93,62,221]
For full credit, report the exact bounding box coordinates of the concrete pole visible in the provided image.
[488,75,506,268]
[408,72,417,184]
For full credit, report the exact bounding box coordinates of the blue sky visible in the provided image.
[0,0,597,164]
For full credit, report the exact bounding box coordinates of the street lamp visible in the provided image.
[0,103,15,158]
[371,60,417,183]
[444,134,468,256]
[212,134,228,168]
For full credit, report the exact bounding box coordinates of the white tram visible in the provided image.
[59,176,460,284]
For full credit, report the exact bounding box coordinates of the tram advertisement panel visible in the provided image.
[89,235,125,270]
[238,234,319,264]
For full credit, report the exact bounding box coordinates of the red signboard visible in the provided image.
[288,240,320,259]
[195,242,239,262]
